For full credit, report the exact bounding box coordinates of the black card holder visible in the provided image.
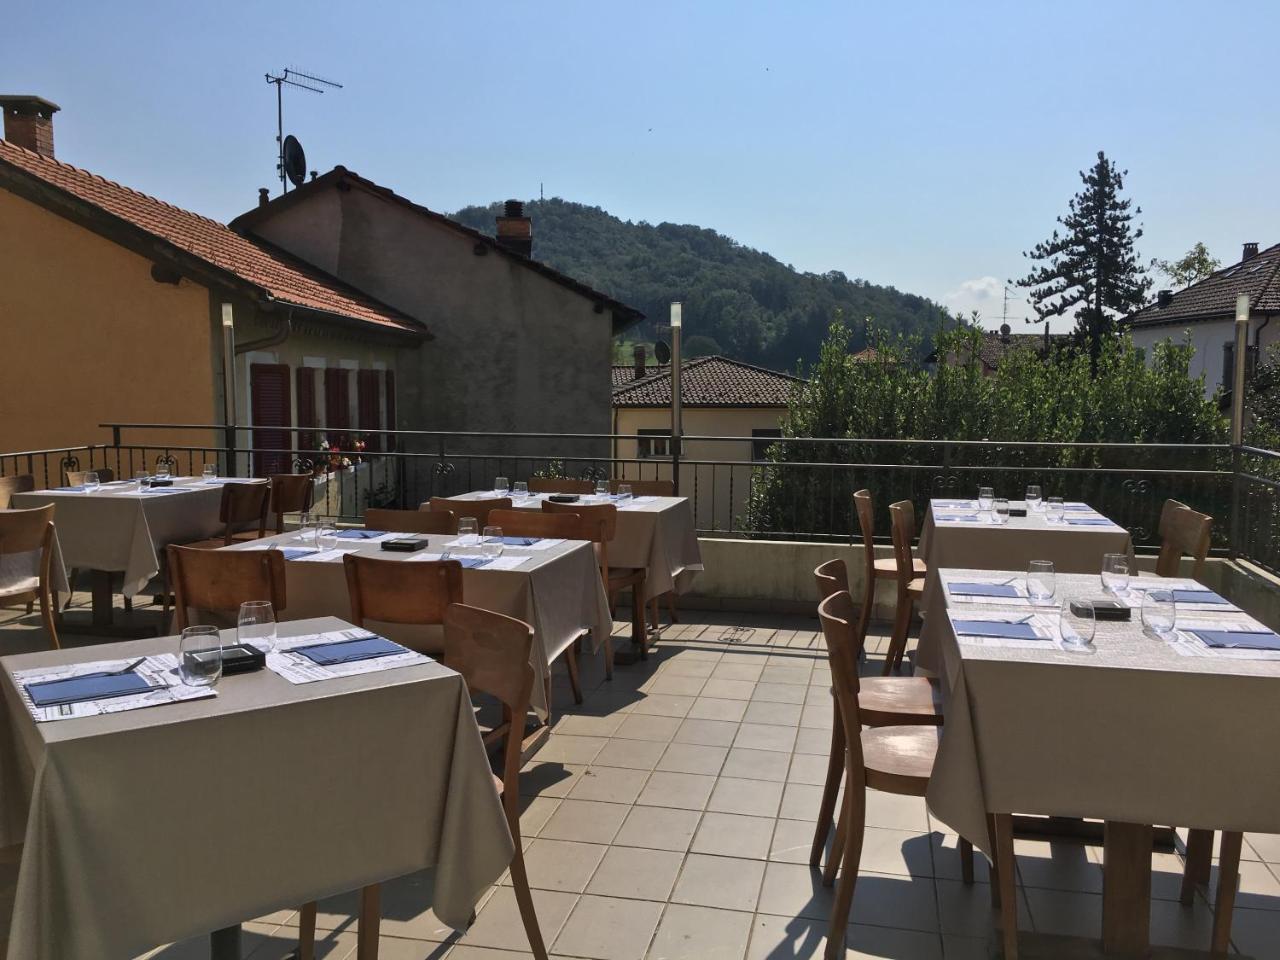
[1073,599,1130,620]
[381,537,429,552]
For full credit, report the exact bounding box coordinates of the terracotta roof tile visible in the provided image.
[612,356,803,407]
[0,139,424,337]
[1128,243,1280,327]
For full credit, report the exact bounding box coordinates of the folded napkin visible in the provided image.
[934,500,976,508]
[1188,629,1280,651]
[51,486,86,493]
[1172,589,1230,605]
[937,514,980,522]
[1065,517,1114,526]
[1064,503,1094,511]
[495,536,540,546]
[952,620,1042,640]
[294,634,406,666]
[278,548,316,561]
[947,582,1020,598]
[456,557,492,569]
[26,670,152,708]
[335,529,387,540]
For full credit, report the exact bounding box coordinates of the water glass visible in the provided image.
[83,471,100,494]
[993,498,1010,524]
[179,625,223,686]
[513,481,529,499]
[1058,598,1096,651]
[134,470,150,490]
[482,525,504,559]
[1025,485,1042,511]
[1100,553,1130,596]
[203,464,217,482]
[155,462,171,480]
[617,483,633,501]
[457,516,480,545]
[494,476,510,495]
[1027,560,1056,606]
[977,486,995,513]
[1045,496,1066,523]
[237,601,277,654]
[1141,590,1177,641]
[595,480,610,498]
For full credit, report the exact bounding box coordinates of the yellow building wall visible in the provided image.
[0,189,216,454]
[613,406,788,533]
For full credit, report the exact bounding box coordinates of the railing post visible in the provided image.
[1230,445,1242,562]
[224,424,238,478]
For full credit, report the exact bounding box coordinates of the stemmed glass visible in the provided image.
[203,464,218,482]
[1101,553,1130,596]
[457,517,480,546]
[1059,599,1096,652]
[1141,590,1177,641]
[513,481,529,499]
[237,601,277,654]
[977,487,995,514]
[494,477,510,495]
[83,471,100,494]
[1045,496,1066,523]
[179,625,223,686]
[993,498,1011,524]
[1025,485,1042,511]
[482,526,504,560]
[1027,560,1056,607]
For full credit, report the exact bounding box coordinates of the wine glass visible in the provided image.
[494,476,510,495]
[1027,560,1056,607]
[617,483,633,501]
[83,471,100,494]
[457,517,480,545]
[179,625,223,686]
[977,486,995,513]
[482,525,504,559]
[1101,553,1130,596]
[237,601,277,654]
[513,481,529,499]
[1045,496,1066,523]
[134,470,150,491]
[993,498,1011,524]
[1059,599,1096,652]
[1025,485,1042,511]
[203,464,218,483]
[1141,590,1177,641]
[595,480,610,498]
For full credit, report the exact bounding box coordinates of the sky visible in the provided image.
[4,0,1278,333]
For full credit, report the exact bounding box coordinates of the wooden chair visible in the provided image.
[269,474,314,534]
[166,544,286,631]
[1155,499,1212,578]
[527,478,595,495]
[427,496,510,530]
[818,590,973,958]
[0,474,34,509]
[66,467,115,485]
[182,481,271,548]
[884,500,926,675]
[543,499,648,658]
[0,505,59,649]
[810,560,944,881]
[363,508,456,536]
[342,553,463,638]
[853,490,926,656]
[610,478,674,497]
[297,604,549,960]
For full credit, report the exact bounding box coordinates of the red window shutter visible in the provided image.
[357,369,383,452]
[296,367,317,454]
[250,363,292,476]
[324,368,351,447]
[384,370,397,451]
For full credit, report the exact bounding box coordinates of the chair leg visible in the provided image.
[632,585,648,658]
[884,590,912,676]
[508,828,550,959]
[648,596,660,632]
[1211,831,1243,955]
[357,883,380,959]
[811,699,845,869]
[297,901,317,960]
[39,587,59,651]
[667,591,679,623]
[988,814,1002,909]
[992,813,1019,960]
[856,575,874,652]
[959,837,975,885]
[603,636,613,681]
[1182,828,1214,905]
[563,645,584,705]
[824,777,865,959]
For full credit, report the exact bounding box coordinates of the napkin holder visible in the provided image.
[549,494,580,503]
[1009,507,1027,517]
[1074,599,1130,621]
[149,478,174,487]
[218,643,267,674]
[381,536,429,552]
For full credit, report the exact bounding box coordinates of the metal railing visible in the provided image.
[2,424,1276,575]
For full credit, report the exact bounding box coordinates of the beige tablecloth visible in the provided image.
[229,531,612,719]
[926,569,1280,857]
[452,492,704,601]
[916,500,1134,673]
[12,478,229,596]
[0,616,512,960]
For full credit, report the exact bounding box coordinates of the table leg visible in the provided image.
[209,924,241,960]
[90,569,114,627]
[1102,821,1152,956]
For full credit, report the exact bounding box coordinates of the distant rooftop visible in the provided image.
[1128,242,1280,327]
[612,355,803,408]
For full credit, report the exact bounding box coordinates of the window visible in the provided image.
[296,367,318,453]
[324,367,351,446]
[637,429,672,459]
[752,428,783,461]
[250,363,292,476]
[357,369,383,451]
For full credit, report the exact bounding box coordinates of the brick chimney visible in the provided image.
[495,199,532,257]
[0,96,60,158]
[1242,242,1259,262]
[633,344,647,380]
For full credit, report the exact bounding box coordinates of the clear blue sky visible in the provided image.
[5,0,1278,331]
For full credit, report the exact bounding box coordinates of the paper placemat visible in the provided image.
[13,654,216,722]
[267,629,432,684]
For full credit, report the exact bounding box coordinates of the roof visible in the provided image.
[926,329,1067,370]
[1127,243,1280,327]
[231,167,645,332]
[612,355,803,408]
[0,139,426,340]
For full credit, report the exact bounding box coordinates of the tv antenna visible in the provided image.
[264,68,342,195]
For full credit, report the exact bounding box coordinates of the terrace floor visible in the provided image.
[1,597,1277,959]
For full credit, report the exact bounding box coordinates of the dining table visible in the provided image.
[0,615,512,960]
[926,567,1280,955]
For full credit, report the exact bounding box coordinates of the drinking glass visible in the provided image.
[993,498,1010,524]
[1027,560,1056,606]
[457,517,480,545]
[977,486,995,513]
[1025,485,1042,511]
[1100,553,1130,596]
[1141,589,1177,641]
[179,625,223,686]
[595,480,610,498]
[617,483,633,501]
[1058,598,1096,651]
[134,470,150,490]
[1045,496,1066,523]
[482,526,504,559]
[83,471,100,494]
[155,462,171,481]
[494,476,510,495]
[237,601,277,654]
[513,481,529,499]
[203,464,217,482]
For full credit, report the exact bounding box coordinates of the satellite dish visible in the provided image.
[282,135,307,188]
[654,340,672,365]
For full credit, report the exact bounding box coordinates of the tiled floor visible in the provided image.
[3,597,1279,958]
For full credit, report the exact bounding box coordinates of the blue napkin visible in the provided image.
[294,634,407,665]
[52,485,86,492]
[1065,517,1114,526]
[937,514,980,522]
[455,557,492,569]
[934,500,976,508]
[952,620,1042,640]
[948,582,1019,598]
[1188,629,1280,651]
[335,529,387,540]
[496,536,540,546]
[279,548,316,561]
[1064,504,1094,511]
[27,670,152,707]
[1172,589,1230,605]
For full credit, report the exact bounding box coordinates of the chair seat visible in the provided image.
[858,677,942,726]
[906,577,925,596]
[873,557,927,579]
[861,725,939,796]
[492,771,506,797]
[181,537,228,551]
[228,530,265,544]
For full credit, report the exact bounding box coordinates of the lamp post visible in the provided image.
[670,302,683,495]
[221,303,238,477]
[1229,293,1250,558]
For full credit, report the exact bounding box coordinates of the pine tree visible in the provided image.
[1014,152,1151,366]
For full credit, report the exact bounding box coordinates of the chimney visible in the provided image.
[633,344,647,380]
[1157,289,1174,308]
[258,188,270,208]
[1243,242,1259,262]
[495,199,532,257]
[0,95,60,158]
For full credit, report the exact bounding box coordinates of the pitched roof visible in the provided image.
[1127,243,1280,327]
[925,329,1067,369]
[612,355,803,408]
[231,167,645,332]
[0,139,426,339]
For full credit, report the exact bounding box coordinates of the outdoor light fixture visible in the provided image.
[221,302,235,327]
[670,302,682,328]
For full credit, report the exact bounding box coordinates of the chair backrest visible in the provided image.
[814,558,850,602]
[611,478,674,497]
[542,500,617,577]
[0,474,34,509]
[363,508,455,535]
[343,553,463,627]
[269,474,314,534]
[853,489,876,582]
[528,478,595,495]
[429,497,510,530]
[1156,499,1213,578]
[817,590,866,777]
[66,467,115,485]
[887,500,917,588]
[442,602,535,817]
[484,508,594,541]
[167,544,287,632]
[216,481,271,545]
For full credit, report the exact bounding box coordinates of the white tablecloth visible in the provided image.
[0,616,512,960]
